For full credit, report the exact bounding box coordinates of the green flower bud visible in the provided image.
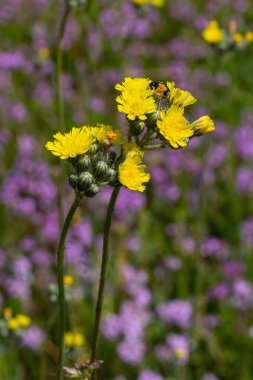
[89,143,99,155]
[129,120,146,136]
[94,161,111,182]
[85,183,100,197]
[76,155,91,172]
[77,172,94,191]
[69,174,79,189]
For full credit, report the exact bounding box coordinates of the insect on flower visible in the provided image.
[149,81,170,97]
[63,360,104,379]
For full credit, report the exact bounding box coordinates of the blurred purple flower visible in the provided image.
[22,326,45,350]
[157,300,193,328]
[138,370,164,380]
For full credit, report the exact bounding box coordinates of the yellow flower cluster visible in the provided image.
[115,77,156,121]
[132,0,164,6]
[64,332,84,347]
[119,145,150,192]
[46,77,215,193]
[7,314,31,330]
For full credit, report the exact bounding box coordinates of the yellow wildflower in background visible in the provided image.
[245,31,253,42]
[64,275,74,286]
[64,332,84,347]
[132,0,164,6]
[119,148,150,192]
[167,82,197,108]
[45,127,95,159]
[7,318,20,330]
[233,33,244,43]
[202,20,223,44]
[38,47,50,60]
[157,106,194,148]
[93,124,122,145]
[115,77,156,120]
[192,115,215,135]
[16,314,31,327]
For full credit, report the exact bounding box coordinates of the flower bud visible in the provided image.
[77,172,94,191]
[85,183,100,197]
[106,151,117,165]
[76,155,91,172]
[129,120,145,136]
[94,161,111,182]
[69,174,79,189]
[146,110,161,129]
[89,143,99,155]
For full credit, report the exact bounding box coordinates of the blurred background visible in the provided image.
[1,0,253,379]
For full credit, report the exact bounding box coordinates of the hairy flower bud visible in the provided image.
[94,161,111,182]
[77,172,94,191]
[69,174,79,189]
[129,120,145,136]
[76,155,91,172]
[85,183,101,197]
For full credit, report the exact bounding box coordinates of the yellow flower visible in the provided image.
[175,349,187,359]
[16,314,31,327]
[45,127,95,159]
[7,318,19,330]
[167,82,197,108]
[115,77,156,120]
[64,332,84,347]
[202,20,223,44]
[64,275,74,286]
[245,31,253,42]
[156,106,194,148]
[38,47,50,59]
[3,307,12,319]
[133,0,164,6]
[192,115,215,135]
[92,124,122,145]
[119,148,150,192]
[233,32,244,43]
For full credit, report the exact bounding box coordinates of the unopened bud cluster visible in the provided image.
[69,143,117,197]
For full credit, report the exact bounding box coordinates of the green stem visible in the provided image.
[56,0,70,133]
[90,186,121,379]
[57,195,82,380]
[143,143,166,150]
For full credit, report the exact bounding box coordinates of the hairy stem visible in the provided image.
[143,143,167,150]
[90,186,121,379]
[57,195,81,380]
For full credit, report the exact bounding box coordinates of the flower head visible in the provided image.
[115,77,156,120]
[64,332,84,347]
[92,124,122,145]
[157,106,194,148]
[167,82,196,108]
[119,147,150,192]
[192,115,215,135]
[202,21,223,44]
[133,0,164,6]
[45,127,95,159]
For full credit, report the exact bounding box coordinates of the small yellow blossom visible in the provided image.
[119,148,150,192]
[92,124,122,145]
[175,349,187,359]
[132,0,164,6]
[45,127,95,159]
[64,275,74,286]
[7,318,20,330]
[38,47,50,60]
[157,106,194,148]
[115,77,156,120]
[192,115,215,135]
[167,82,197,108]
[233,33,244,43]
[245,31,253,42]
[3,307,12,319]
[64,332,84,347]
[202,20,223,44]
[16,314,31,327]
